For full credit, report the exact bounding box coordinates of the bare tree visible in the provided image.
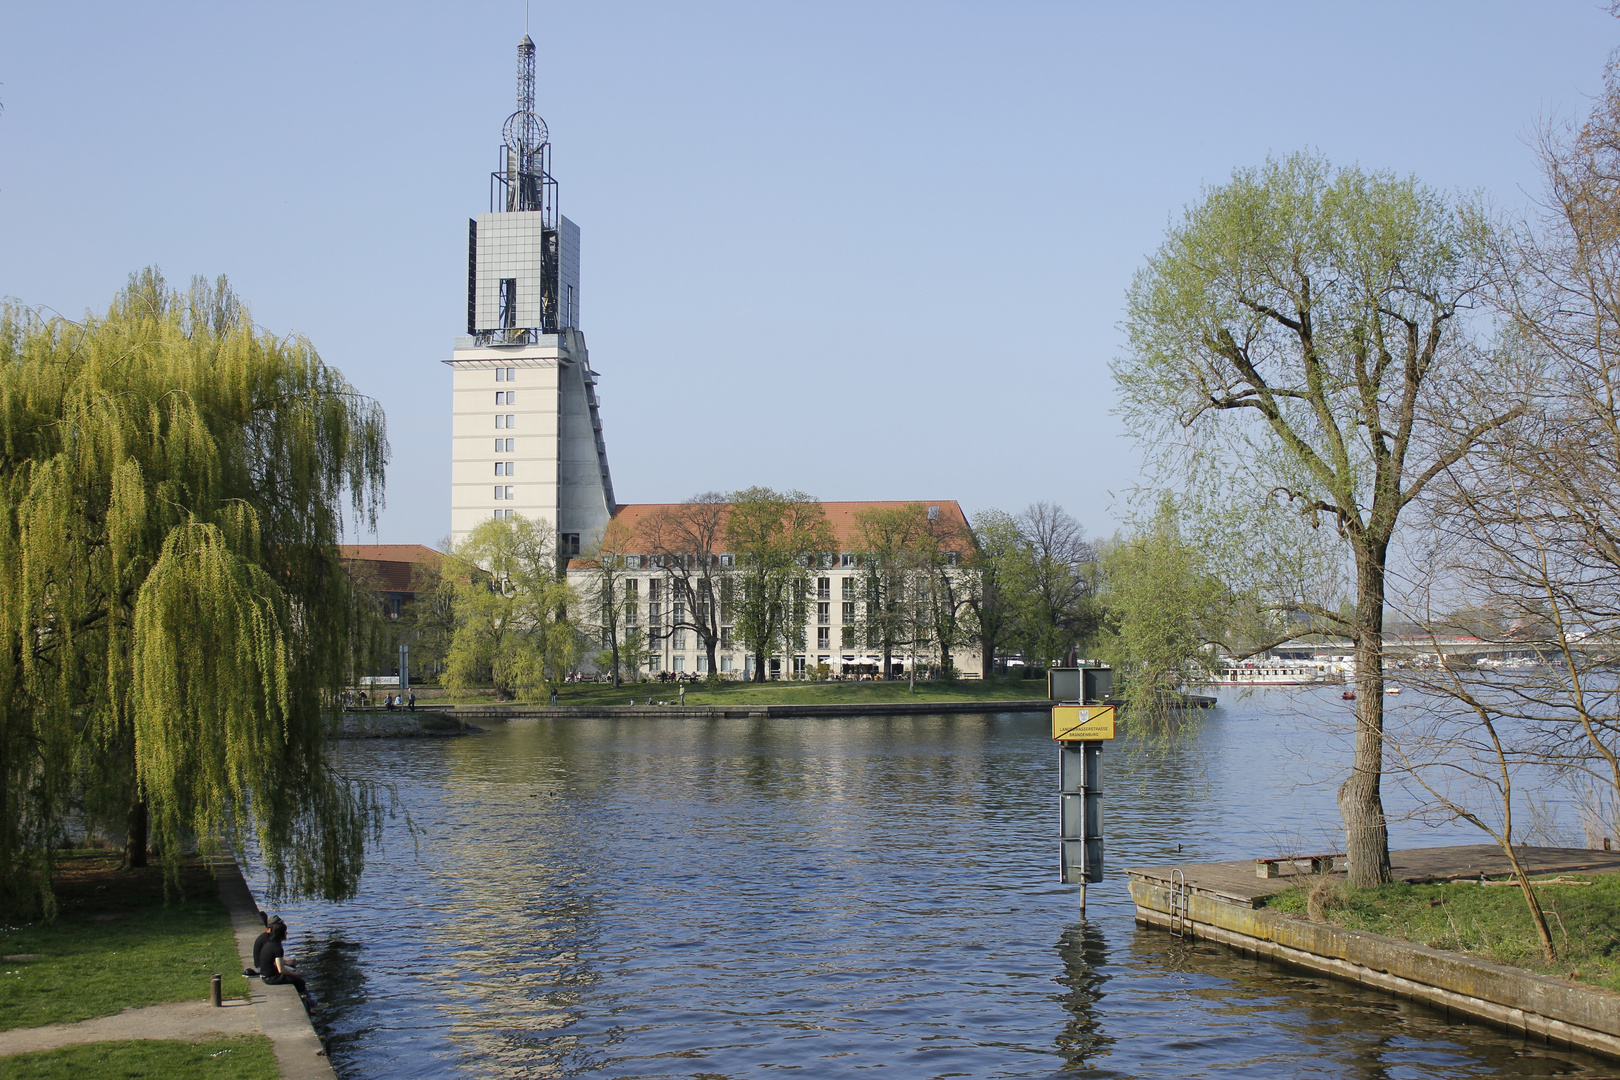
[644,493,731,679]
[1010,502,1098,668]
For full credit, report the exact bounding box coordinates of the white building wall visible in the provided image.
[446,331,613,549]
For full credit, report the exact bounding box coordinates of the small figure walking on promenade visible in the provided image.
[550,687,559,706]
[679,685,686,706]
[408,689,416,711]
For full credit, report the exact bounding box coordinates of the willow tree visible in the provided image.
[443,515,579,700]
[1114,155,1527,886]
[0,270,389,917]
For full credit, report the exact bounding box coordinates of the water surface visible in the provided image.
[260,688,1613,1078]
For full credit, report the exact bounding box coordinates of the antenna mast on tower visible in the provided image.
[493,34,557,223]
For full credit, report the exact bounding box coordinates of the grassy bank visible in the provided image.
[1265,873,1620,992]
[0,1036,277,1080]
[417,678,1051,709]
[0,852,249,1031]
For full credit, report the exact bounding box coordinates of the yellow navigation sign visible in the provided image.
[1052,704,1116,742]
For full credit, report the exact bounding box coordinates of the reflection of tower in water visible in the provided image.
[1052,921,1115,1067]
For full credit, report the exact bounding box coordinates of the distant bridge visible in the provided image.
[1272,636,1618,663]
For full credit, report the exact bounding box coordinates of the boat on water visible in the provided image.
[1211,657,1350,686]
[1342,690,1356,700]
[1386,684,1402,695]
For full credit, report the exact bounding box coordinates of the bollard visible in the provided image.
[210,973,222,1007]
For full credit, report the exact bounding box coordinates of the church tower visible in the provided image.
[445,34,615,555]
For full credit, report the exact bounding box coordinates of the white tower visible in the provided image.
[445,35,614,555]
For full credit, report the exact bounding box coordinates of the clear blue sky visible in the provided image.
[2,2,1613,546]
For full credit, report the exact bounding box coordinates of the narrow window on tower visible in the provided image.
[494,486,504,500]
[505,391,515,405]
[496,415,505,429]
[506,414,515,427]
[504,485,514,500]
[494,438,503,452]
[504,438,514,452]
[499,278,517,329]
[494,462,503,476]
[496,368,505,382]
[506,367,516,380]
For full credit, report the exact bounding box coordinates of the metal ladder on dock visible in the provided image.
[1168,869,1189,939]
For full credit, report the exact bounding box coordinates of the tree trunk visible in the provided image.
[706,639,718,682]
[124,797,149,869]
[1501,842,1558,963]
[1339,544,1392,887]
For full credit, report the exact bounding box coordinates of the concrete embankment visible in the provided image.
[214,858,338,1080]
[1128,845,1620,1060]
[443,699,1054,721]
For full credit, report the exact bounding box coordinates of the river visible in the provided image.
[258,687,1614,1078]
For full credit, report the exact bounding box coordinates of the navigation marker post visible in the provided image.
[1050,667,1115,912]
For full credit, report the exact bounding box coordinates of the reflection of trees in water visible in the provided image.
[1051,920,1115,1069]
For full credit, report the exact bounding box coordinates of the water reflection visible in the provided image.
[258,693,1617,1078]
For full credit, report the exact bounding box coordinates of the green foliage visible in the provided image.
[443,515,579,700]
[0,1037,279,1080]
[0,270,389,915]
[0,853,247,1030]
[1266,874,1620,991]
[724,488,834,682]
[1095,496,1224,733]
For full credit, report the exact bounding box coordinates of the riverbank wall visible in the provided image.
[442,699,1054,721]
[213,857,337,1080]
[1128,846,1620,1061]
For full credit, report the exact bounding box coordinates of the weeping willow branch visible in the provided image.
[0,268,389,917]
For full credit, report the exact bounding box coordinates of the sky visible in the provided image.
[2,2,1615,547]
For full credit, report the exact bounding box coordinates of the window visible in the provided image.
[496,391,505,404]
[720,655,733,673]
[562,533,581,557]
[647,579,661,601]
[720,627,732,648]
[840,552,854,567]
[817,602,830,625]
[673,602,686,624]
[496,414,504,428]
[719,554,735,567]
[672,655,685,671]
[817,577,830,600]
[697,655,709,673]
[494,485,504,500]
[507,414,514,427]
[673,630,687,650]
[648,601,661,627]
[841,627,855,648]
[496,367,505,381]
[625,555,641,569]
[817,627,830,649]
[493,508,514,520]
[505,438,514,452]
[842,577,855,600]
[793,656,806,676]
[842,601,855,624]
[507,367,516,380]
[946,552,958,567]
[506,391,515,405]
[507,486,515,499]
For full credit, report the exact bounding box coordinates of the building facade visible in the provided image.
[566,501,983,680]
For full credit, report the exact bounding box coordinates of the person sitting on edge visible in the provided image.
[260,920,309,999]
[251,915,285,975]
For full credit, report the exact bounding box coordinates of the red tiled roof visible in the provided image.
[576,500,971,567]
[340,544,443,594]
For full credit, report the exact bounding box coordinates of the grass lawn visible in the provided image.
[419,677,1053,709]
[0,1035,278,1080]
[0,853,249,1031]
[1265,872,1620,992]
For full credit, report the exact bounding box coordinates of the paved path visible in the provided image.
[0,999,258,1055]
[1129,843,1620,907]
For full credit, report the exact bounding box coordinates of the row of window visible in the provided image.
[494,367,517,381]
[495,461,514,475]
[494,485,515,500]
[606,551,957,569]
[495,390,517,405]
[495,414,516,428]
